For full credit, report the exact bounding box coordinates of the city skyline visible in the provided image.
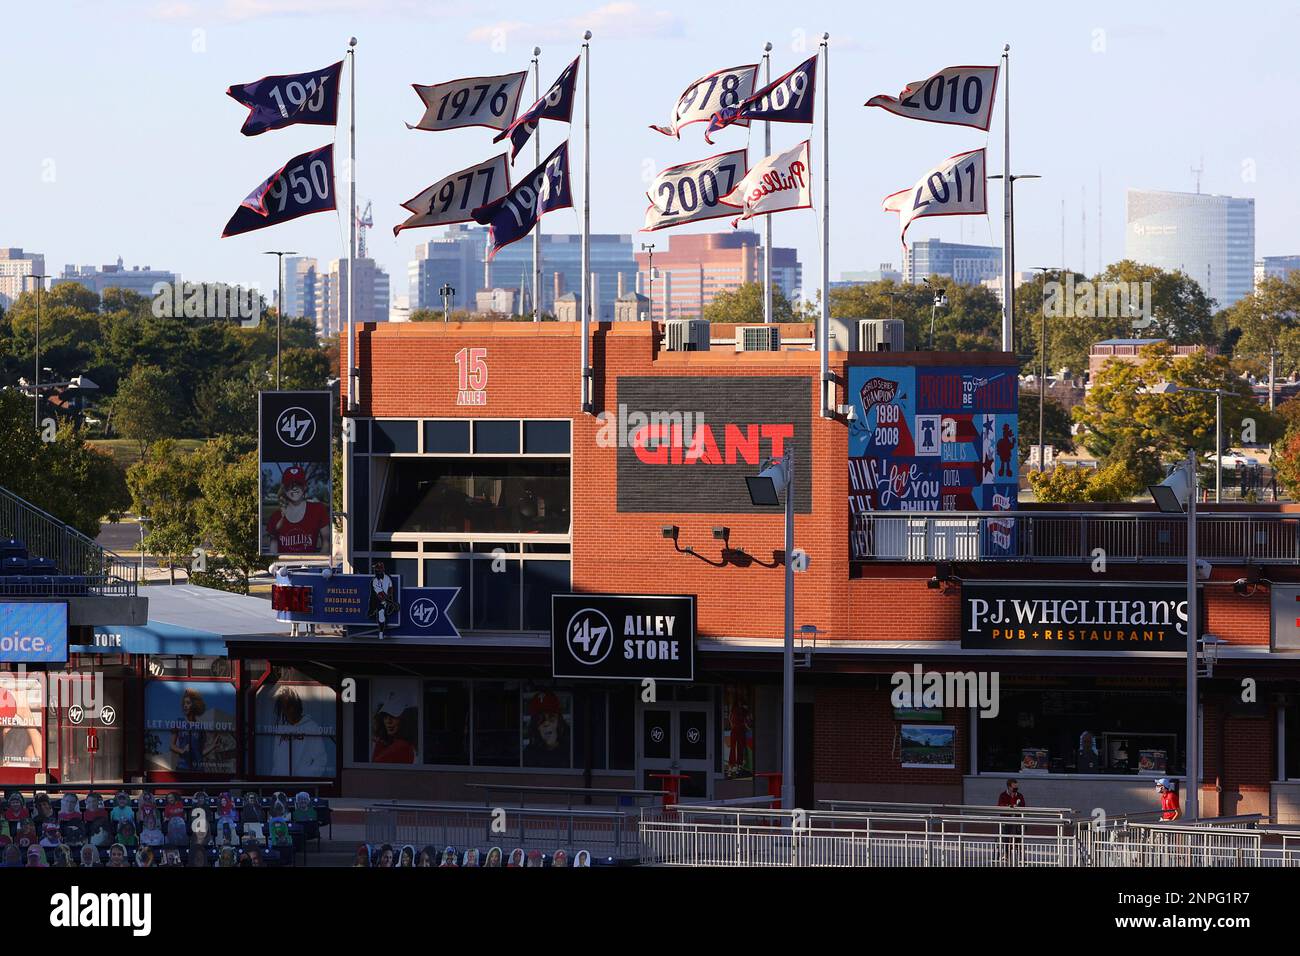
[4,1,1299,313]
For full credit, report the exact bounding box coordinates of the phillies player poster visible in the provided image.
[259,391,333,556]
[847,365,1017,553]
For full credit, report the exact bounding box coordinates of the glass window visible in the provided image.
[147,656,188,677]
[522,685,574,768]
[474,420,521,454]
[473,555,520,630]
[424,681,470,765]
[424,420,470,454]
[474,681,520,766]
[423,559,470,631]
[376,458,570,535]
[351,418,370,453]
[609,688,635,770]
[373,419,419,454]
[524,420,571,454]
[522,560,570,630]
[350,457,369,555]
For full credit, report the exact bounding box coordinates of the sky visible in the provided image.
[5,0,1300,308]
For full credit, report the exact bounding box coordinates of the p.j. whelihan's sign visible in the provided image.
[961,584,1194,652]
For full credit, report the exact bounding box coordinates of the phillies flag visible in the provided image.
[393,155,511,236]
[222,144,335,238]
[866,65,999,131]
[493,56,579,161]
[704,55,817,144]
[408,71,527,132]
[719,140,812,226]
[472,141,573,259]
[650,64,759,138]
[227,61,343,136]
[882,148,987,248]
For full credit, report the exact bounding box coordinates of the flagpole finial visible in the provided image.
[1003,43,1010,54]
[583,30,592,40]
[349,36,357,46]
[764,41,772,52]
[534,46,541,56]
[822,32,829,41]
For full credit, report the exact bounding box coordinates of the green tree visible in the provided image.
[1026,460,1145,503]
[1272,431,1300,500]
[277,346,331,391]
[113,364,181,455]
[1017,391,1074,461]
[126,439,202,583]
[829,279,1000,351]
[1224,272,1300,380]
[190,436,266,594]
[703,282,799,323]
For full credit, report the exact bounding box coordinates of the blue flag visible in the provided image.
[227,61,343,136]
[472,141,573,259]
[705,55,817,144]
[492,56,579,161]
[393,587,462,638]
[221,144,336,238]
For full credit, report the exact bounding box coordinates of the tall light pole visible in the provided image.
[25,274,48,430]
[263,251,295,389]
[1173,384,1229,503]
[988,163,1042,351]
[440,283,455,324]
[746,453,795,811]
[640,243,655,322]
[1030,267,1055,469]
[922,277,947,351]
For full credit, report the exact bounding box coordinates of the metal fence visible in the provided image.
[851,510,1300,564]
[365,802,645,861]
[0,485,137,596]
[640,806,1300,868]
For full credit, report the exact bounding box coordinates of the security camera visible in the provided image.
[1196,559,1212,581]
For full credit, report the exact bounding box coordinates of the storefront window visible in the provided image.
[1287,705,1300,781]
[376,458,570,535]
[424,681,470,766]
[521,685,574,768]
[979,683,1185,776]
[474,681,521,767]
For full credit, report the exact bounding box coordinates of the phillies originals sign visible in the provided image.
[614,376,812,513]
[961,584,1193,652]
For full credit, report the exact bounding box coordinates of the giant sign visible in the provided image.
[961,583,1193,652]
[614,376,812,513]
[552,594,695,681]
[0,603,67,663]
[848,365,1017,514]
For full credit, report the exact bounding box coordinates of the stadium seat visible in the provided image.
[28,558,57,574]
[0,540,26,561]
[1,557,28,575]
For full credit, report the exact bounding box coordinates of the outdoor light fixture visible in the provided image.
[660,525,678,539]
[1149,460,1192,514]
[712,526,730,541]
[1199,634,1226,678]
[746,457,790,507]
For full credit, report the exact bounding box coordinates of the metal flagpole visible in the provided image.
[763,42,773,325]
[1185,447,1199,821]
[532,47,542,323]
[819,33,830,418]
[343,36,357,574]
[1001,44,1014,352]
[579,30,592,413]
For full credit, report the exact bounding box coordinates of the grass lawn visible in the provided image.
[90,438,205,468]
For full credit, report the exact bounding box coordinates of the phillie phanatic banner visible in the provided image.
[493,56,580,161]
[407,71,528,132]
[705,55,817,144]
[866,65,999,131]
[227,60,343,136]
[881,147,986,248]
[221,144,336,238]
[643,149,749,232]
[393,154,511,235]
[650,64,759,138]
[719,140,811,226]
[472,140,573,258]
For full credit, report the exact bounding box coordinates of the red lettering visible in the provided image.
[632,424,669,465]
[725,424,759,465]
[670,424,683,465]
[684,424,723,465]
[762,423,794,458]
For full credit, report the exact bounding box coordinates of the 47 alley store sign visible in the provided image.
[553,594,695,680]
[962,583,1193,652]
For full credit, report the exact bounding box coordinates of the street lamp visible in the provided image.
[922,277,948,350]
[1029,267,1056,470]
[439,283,455,324]
[24,274,49,430]
[1161,383,1230,504]
[640,243,656,322]
[263,251,296,389]
[746,452,795,811]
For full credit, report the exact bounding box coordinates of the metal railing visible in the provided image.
[851,510,1300,564]
[365,802,647,860]
[0,485,137,596]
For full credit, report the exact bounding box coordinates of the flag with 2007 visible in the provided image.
[472,141,573,258]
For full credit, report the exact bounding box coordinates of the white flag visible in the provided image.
[866,65,999,131]
[649,64,759,138]
[719,140,811,226]
[407,71,527,132]
[393,154,510,235]
[882,148,986,247]
[642,149,748,232]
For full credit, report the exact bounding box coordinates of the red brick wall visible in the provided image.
[814,686,967,785]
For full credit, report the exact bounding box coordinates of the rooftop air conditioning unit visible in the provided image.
[858,318,905,352]
[735,325,781,352]
[664,318,710,351]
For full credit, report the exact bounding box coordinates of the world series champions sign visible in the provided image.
[258,391,333,557]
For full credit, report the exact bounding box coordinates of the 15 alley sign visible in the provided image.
[552,594,695,681]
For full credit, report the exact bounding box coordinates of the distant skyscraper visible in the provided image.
[281,256,318,324]
[315,258,389,336]
[1125,188,1255,308]
[903,239,1002,286]
[837,264,902,285]
[55,257,176,300]
[631,231,801,322]
[1255,255,1300,289]
[0,248,45,308]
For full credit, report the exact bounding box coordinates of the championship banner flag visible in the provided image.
[719,139,811,227]
[881,147,987,248]
[472,140,573,259]
[407,71,527,132]
[393,154,511,236]
[221,144,335,238]
[704,54,817,144]
[649,64,759,138]
[866,65,999,131]
[642,149,748,232]
[226,60,343,136]
[493,56,580,161]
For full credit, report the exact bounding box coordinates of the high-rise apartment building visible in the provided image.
[631,232,801,322]
[0,248,45,309]
[281,256,318,325]
[56,257,176,300]
[902,239,1002,286]
[315,258,390,336]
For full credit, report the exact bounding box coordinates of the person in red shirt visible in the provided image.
[370,691,416,764]
[264,466,329,555]
[1156,778,1181,821]
[996,778,1026,808]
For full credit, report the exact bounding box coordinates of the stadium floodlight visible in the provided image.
[1149,461,1191,514]
[746,456,790,507]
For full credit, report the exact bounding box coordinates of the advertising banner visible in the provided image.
[144,681,237,774]
[392,587,461,638]
[254,678,337,778]
[961,583,1193,652]
[0,674,43,768]
[0,603,67,663]
[273,570,403,628]
[552,594,695,681]
[259,391,333,556]
[615,376,812,513]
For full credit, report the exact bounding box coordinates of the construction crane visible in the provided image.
[355,200,373,259]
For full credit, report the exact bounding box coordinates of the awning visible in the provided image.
[78,584,289,657]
